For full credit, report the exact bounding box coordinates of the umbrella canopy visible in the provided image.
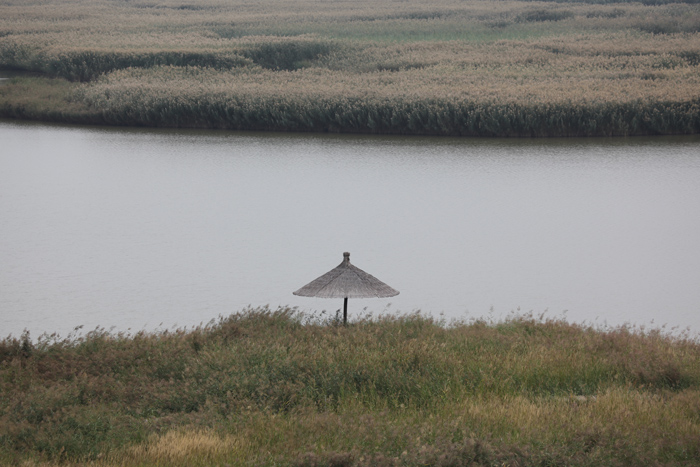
[293,252,399,323]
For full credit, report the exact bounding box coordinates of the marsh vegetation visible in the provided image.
[1,0,699,135]
[1,309,699,466]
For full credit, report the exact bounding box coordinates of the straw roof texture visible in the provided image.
[293,252,399,299]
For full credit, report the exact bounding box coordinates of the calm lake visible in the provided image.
[2,120,700,339]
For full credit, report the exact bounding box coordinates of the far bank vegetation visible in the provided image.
[1,0,700,136]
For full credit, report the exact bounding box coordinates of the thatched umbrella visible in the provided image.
[293,252,399,324]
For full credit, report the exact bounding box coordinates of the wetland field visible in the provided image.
[1,0,700,136]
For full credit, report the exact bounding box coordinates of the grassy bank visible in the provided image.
[1,308,699,466]
[1,0,700,136]
[0,76,101,123]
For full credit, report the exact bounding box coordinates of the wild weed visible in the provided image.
[1,308,699,465]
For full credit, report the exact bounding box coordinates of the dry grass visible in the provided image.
[119,429,247,465]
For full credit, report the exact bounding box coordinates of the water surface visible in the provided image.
[2,121,699,338]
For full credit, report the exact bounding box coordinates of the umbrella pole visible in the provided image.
[343,297,348,325]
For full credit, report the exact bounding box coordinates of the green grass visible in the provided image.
[1,308,699,466]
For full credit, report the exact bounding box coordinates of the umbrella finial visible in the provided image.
[343,251,350,262]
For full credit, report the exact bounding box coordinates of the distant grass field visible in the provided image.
[1,0,699,135]
[1,309,699,466]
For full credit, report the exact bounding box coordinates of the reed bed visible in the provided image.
[1,0,699,135]
[1,308,699,466]
[71,40,700,136]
